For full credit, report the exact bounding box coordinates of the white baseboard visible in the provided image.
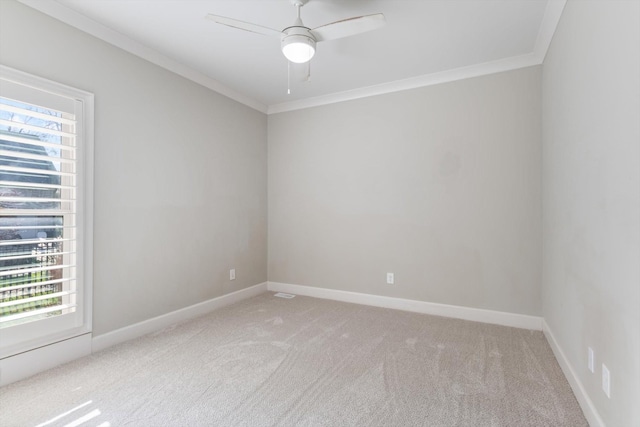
[267,282,543,330]
[543,320,604,427]
[0,333,92,387]
[92,282,268,352]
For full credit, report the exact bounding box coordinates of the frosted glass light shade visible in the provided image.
[282,34,316,63]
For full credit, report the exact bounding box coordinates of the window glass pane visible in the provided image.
[0,215,66,327]
[1,96,75,329]
[1,98,65,210]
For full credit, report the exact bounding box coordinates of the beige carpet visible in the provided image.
[0,292,587,426]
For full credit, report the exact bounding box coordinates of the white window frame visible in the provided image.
[0,65,93,364]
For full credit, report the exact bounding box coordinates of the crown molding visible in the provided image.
[533,0,567,62]
[18,0,566,116]
[268,53,540,114]
[16,0,268,114]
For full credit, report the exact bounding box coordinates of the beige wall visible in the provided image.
[269,66,542,316]
[0,0,268,336]
[542,1,640,425]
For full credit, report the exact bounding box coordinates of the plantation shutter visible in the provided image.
[0,70,92,358]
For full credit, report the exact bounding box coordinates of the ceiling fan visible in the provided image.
[206,0,386,65]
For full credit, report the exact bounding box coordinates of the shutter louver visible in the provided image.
[0,97,77,328]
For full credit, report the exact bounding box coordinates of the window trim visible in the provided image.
[0,65,94,360]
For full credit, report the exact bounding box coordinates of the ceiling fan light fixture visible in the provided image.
[281,33,316,63]
[207,0,386,74]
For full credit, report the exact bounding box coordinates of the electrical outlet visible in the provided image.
[602,364,611,398]
[588,347,594,373]
[230,269,236,280]
[386,272,394,284]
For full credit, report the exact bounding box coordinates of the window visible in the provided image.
[0,66,93,358]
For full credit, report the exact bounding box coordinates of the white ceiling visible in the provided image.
[18,0,566,113]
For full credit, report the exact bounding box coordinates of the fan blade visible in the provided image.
[205,14,282,38]
[311,13,386,42]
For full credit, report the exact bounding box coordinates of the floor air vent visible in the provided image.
[274,293,296,299]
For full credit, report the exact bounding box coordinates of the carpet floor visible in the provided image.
[0,292,587,426]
